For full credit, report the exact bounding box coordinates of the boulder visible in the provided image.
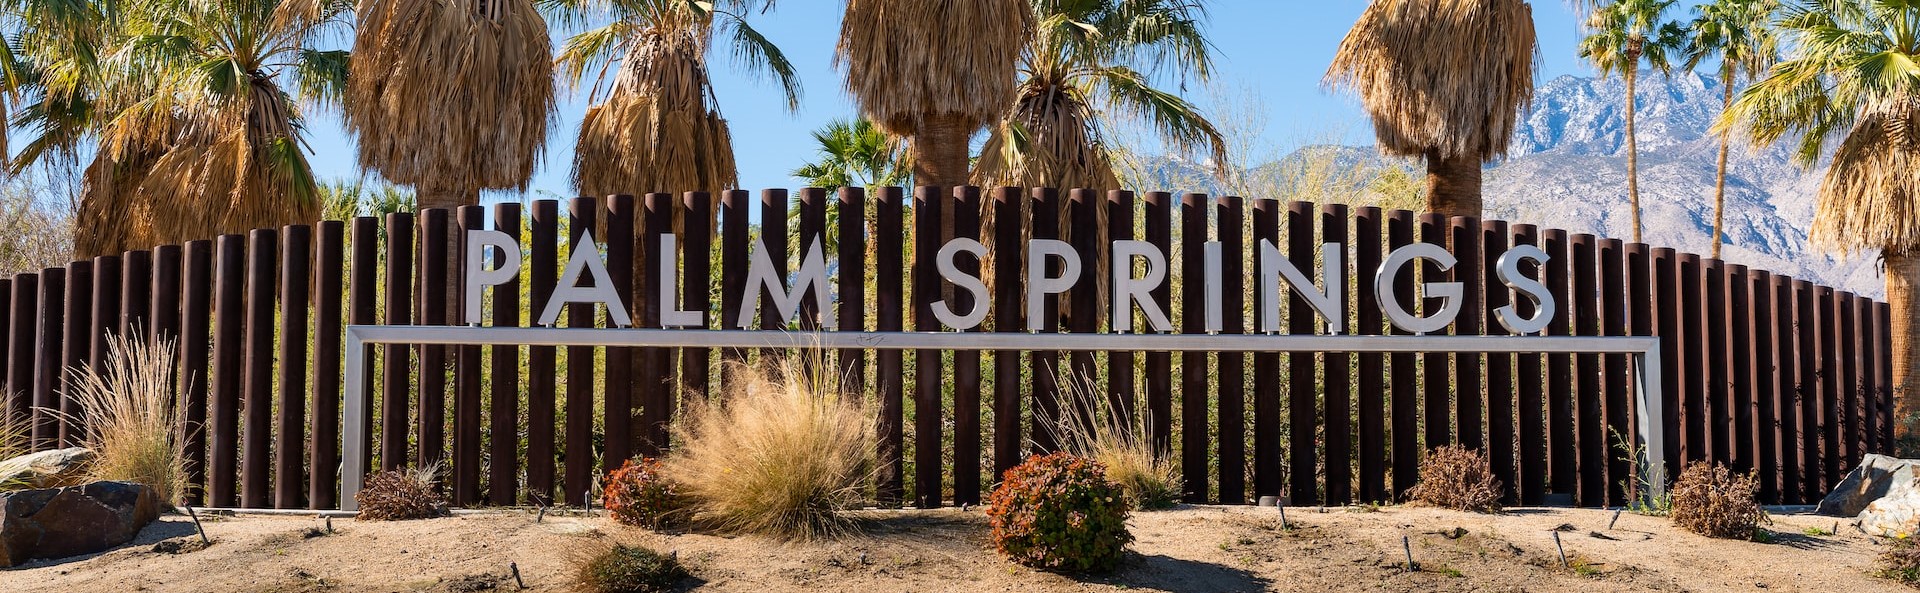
[0,448,94,490]
[0,481,159,567]
[1818,454,1920,517]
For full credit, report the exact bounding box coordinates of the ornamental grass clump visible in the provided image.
[1041,374,1183,510]
[63,334,186,504]
[0,414,26,491]
[572,542,689,593]
[1668,461,1765,539]
[987,452,1133,573]
[356,464,447,521]
[1407,445,1503,513]
[666,356,874,540]
[603,457,685,529]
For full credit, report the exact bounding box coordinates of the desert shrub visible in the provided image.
[603,457,685,528]
[1407,445,1502,513]
[63,334,186,504]
[666,356,873,540]
[1668,461,1765,539]
[574,543,688,593]
[1041,374,1183,510]
[356,464,446,521]
[987,452,1133,573]
[1878,536,1920,588]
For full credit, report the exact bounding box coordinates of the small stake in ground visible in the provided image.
[1278,504,1289,530]
[184,506,210,545]
[1553,531,1569,569]
[1609,508,1622,530]
[1402,535,1416,572]
[509,561,525,590]
[325,515,334,534]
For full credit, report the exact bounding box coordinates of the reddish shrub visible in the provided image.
[602,458,684,528]
[987,452,1132,572]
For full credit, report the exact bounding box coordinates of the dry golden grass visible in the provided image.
[666,355,875,540]
[0,413,27,490]
[1039,373,1183,510]
[1407,445,1503,513]
[1669,461,1766,540]
[62,333,186,504]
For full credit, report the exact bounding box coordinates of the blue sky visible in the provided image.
[299,1,1704,204]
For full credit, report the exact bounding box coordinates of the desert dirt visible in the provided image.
[0,504,1899,592]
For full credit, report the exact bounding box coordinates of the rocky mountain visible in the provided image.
[1487,72,1879,297]
[1136,72,1883,297]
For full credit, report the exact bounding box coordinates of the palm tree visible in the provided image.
[346,0,555,211]
[1578,0,1685,243]
[7,0,347,256]
[1718,0,1920,436]
[547,0,798,200]
[972,0,1226,191]
[792,117,910,193]
[1683,0,1779,258]
[837,0,1032,191]
[1325,0,1538,219]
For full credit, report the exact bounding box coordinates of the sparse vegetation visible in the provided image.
[1041,374,1183,511]
[1613,427,1672,516]
[666,357,874,540]
[1668,461,1765,539]
[602,457,685,529]
[987,452,1133,573]
[572,543,689,593]
[0,414,28,491]
[1407,445,1503,513]
[355,464,447,521]
[62,334,186,504]
[1877,536,1920,588]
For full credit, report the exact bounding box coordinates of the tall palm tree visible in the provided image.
[346,0,554,211]
[1578,0,1684,244]
[1718,0,1920,436]
[1326,0,1538,219]
[547,0,798,200]
[837,0,1032,191]
[792,117,910,193]
[972,0,1226,191]
[105,0,348,245]
[1683,0,1779,258]
[7,0,347,256]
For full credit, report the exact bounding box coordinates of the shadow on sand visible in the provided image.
[1,515,200,571]
[1079,552,1270,593]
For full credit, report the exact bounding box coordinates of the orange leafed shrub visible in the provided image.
[987,452,1133,572]
[603,457,685,529]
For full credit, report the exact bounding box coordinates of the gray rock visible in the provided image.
[0,481,160,567]
[1818,453,1920,517]
[0,448,94,491]
[1858,481,1920,538]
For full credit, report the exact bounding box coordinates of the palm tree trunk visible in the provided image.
[1712,69,1733,259]
[1891,251,1920,441]
[913,113,974,190]
[1626,68,1643,244]
[1423,149,1483,218]
[417,186,477,324]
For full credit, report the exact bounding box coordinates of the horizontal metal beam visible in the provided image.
[344,325,1659,353]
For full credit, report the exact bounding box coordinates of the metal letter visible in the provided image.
[1374,242,1462,335]
[1257,240,1346,334]
[736,235,835,329]
[659,234,704,328]
[465,229,520,326]
[537,230,633,327]
[932,238,989,330]
[1494,243,1554,335]
[1026,239,1081,329]
[1111,240,1172,332]
[1204,241,1222,333]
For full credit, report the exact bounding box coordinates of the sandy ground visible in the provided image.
[0,504,1899,592]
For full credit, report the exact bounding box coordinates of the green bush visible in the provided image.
[603,457,685,529]
[987,452,1133,572]
[575,544,688,593]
